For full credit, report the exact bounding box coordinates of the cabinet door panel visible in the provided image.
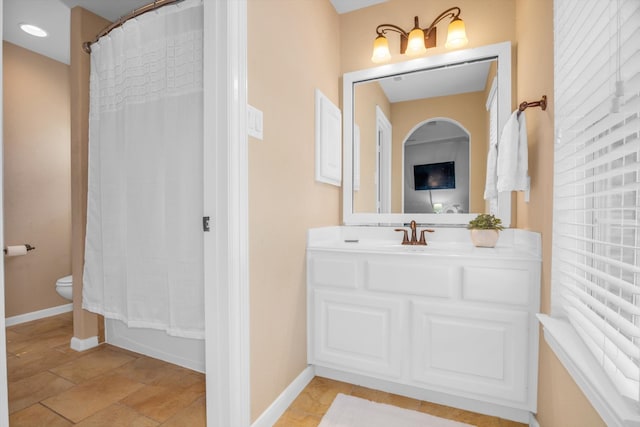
[411,301,528,403]
[312,289,403,378]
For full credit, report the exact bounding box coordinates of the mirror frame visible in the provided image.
[342,41,512,227]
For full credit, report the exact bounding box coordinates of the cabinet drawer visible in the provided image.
[309,256,358,289]
[365,260,454,297]
[462,266,530,306]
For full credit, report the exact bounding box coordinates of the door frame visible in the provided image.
[0,0,9,423]
[203,0,250,426]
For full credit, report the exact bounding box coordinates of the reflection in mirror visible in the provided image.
[353,58,495,215]
[404,120,469,214]
[343,42,512,226]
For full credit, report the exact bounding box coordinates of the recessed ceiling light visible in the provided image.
[19,23,48,38]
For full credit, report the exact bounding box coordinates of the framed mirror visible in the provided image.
[343,41,512,226]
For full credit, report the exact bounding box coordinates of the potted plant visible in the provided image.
[467,214,504,248]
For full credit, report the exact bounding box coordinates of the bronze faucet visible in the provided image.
[394,220,434,245]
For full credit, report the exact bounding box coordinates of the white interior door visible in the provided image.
[376,106,392,213]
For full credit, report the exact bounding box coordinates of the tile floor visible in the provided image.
[6,313,526,426]
[275,376,528,427]
[6,312,205,426]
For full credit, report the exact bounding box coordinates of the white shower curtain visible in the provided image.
[83,0,204,339]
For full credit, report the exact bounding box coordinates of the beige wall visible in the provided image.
[247,0,341,420]
[390,92,487,213]
[70,7,110,341]
[353,82,390,212]
[515,1,605,425]
[2,42,71,317]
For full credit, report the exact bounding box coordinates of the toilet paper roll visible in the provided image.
[5,245,28,257]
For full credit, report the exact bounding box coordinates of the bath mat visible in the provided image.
[318,393,474,427]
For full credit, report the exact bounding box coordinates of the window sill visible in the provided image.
[537,314,640,427]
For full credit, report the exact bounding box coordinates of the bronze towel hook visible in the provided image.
[517,95,547,117]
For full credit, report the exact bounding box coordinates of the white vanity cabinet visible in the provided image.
[307,229,541,423]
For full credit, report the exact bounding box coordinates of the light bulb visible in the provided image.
[445,18,468,49]
[371,35,391,63]
[405,27,426,56]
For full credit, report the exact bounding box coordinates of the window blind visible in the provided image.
[553,0,640,402]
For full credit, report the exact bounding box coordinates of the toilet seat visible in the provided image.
[56,275,72,287]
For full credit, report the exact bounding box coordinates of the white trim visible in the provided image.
[70,335,99,352]
[251,366,315,427]
[538,314,640,427]
[203,0,250,426]
[4,303,73,327]
[529,413,541,427]
[0,2,9,422]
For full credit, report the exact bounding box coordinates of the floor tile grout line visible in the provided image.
[37,402,77,425]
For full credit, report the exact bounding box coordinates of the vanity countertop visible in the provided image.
[307,226,541,261]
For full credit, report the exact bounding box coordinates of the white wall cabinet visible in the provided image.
[307,248,540,422]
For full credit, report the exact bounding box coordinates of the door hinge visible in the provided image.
[203,216,210,232]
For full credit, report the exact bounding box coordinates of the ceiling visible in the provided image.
[3,0,385,65]
[378,60,492,103]
[329,0,387,14]
[3,0,150,64]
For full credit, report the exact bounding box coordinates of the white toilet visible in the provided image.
[55,275,73,301]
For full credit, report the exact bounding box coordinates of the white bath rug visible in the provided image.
[318,394,475,427]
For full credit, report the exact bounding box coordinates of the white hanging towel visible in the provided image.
[496,110,529,192]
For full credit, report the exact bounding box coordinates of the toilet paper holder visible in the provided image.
[3,244,36,255]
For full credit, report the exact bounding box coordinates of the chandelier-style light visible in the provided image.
[371,7,468,63]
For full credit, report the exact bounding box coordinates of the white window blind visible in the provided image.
[553,0,640,402]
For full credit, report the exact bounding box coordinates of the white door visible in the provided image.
[375,106,392,213]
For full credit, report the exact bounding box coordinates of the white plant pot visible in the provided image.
[470,229,500,248]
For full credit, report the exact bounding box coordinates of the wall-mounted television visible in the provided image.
[414,161,456,191]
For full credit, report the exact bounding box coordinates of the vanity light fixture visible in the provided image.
[19,23,48,38]
[371,6,468,63]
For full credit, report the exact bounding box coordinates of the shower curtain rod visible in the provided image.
[82,0,185,54]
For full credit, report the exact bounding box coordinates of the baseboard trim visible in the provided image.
[5,303,73,327]
[530,413,541,427]
[70,336,99,352]
[251,365,315,427]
